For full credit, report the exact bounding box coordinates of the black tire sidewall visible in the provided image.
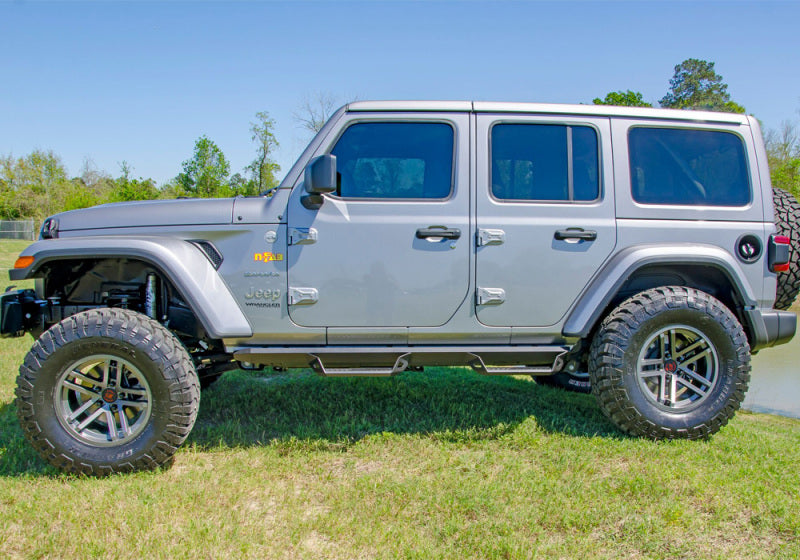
[536,372,592,394]
[619,307,741,432]
[28,335,177,469]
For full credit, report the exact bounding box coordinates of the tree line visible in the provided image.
[1,59,798,222]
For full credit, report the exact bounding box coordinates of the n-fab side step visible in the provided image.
[232,345,569,377]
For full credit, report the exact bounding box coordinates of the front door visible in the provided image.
[287,115,470,328]
[475,114,616,327]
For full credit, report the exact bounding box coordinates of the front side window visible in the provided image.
[629,127,750,206]
[330,122,454,199]
[491,123,600,202]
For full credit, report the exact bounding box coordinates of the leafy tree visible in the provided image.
[62,181,102,211]
[659,58,745,113]
[176,136,231,197]
[0,150,71,220]
[766,121,800,198]
[245,112,280,194]
[593,90,652,107]
[108,161,160,202]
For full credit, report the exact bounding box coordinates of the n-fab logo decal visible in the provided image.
[254,252,284,262]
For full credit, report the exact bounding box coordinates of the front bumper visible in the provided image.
[0,289,46,337]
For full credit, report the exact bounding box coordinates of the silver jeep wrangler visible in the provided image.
[3,101,798,475]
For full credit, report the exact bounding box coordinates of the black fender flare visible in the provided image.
[562,244,767,346]
[10,236,253,339]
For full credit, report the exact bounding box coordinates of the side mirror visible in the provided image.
[302,154,336,210]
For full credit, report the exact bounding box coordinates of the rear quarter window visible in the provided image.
[628,127,750,206]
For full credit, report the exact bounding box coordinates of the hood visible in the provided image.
[51,198,236,233]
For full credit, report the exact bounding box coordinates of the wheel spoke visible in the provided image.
[118,409,131,437]
[677,365,713,388]
[674,339,705,359]
[669,374,678,403]
[70,369,102,388]
[101,360,111,388]
[66,397,101,421]
[680,348,711,367]
[117,399,148,409]
[640,358,663,367]
[639,369,664,378]
[121,387,148,397]
[104,409,118,441]
[669,329,677,356]
[62,379,101,398]
[676,376,708,398]
[658,374,667,402]
[76,407,105,432]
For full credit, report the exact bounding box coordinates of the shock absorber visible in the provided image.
[144,273,157,319]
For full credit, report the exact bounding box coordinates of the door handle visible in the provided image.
[416,227,461,240]
[554,228,597,241]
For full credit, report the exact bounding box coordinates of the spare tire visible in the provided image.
[772,188,800,310]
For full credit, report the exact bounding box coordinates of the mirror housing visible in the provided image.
[304,154,337,194]
[302,154,337,210]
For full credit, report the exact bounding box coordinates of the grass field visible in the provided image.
[1,239,799,559]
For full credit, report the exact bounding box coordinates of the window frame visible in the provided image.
[488,120,604,205]
[627,125,753,208]
[324,118,458,203]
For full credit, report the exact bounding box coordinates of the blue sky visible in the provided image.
[2,1,799,185]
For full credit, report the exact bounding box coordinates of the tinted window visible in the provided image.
[629,127,750,206]
[330,122,454,199]
[491,124,599,201]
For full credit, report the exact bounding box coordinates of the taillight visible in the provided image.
[768,234,791,273]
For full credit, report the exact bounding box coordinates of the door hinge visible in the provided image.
[288,287,319,305]
[289,227,318,245]
[477,229,505,247]
[476,287,506,306]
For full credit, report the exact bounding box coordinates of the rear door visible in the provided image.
[475,114,616,327]
[286,114,470,328]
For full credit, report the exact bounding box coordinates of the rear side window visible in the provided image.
[330,122,454,199]
[629,127,750,206]
[491,123,600,202]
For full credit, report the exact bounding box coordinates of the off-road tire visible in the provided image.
[534,372,591,394]
[15,308,200,475]
[772,188,800,310]
[589,286,750,440]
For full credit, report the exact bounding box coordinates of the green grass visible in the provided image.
[1,239,799,559]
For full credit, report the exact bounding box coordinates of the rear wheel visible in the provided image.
[772,188,800,310]
[589,286,750,439]
[15,308,200,475]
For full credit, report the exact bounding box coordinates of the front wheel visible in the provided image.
[589,287,750,439]
[15,308,200,475]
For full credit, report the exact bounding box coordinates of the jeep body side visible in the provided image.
[3,101,797,474]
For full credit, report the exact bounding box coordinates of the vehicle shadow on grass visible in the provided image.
[0,401,59,477]
[188,367,624,451]
[0,367,624,477]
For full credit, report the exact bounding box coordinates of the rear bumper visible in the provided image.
[760,310,796,348]
[747,308,796,351]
